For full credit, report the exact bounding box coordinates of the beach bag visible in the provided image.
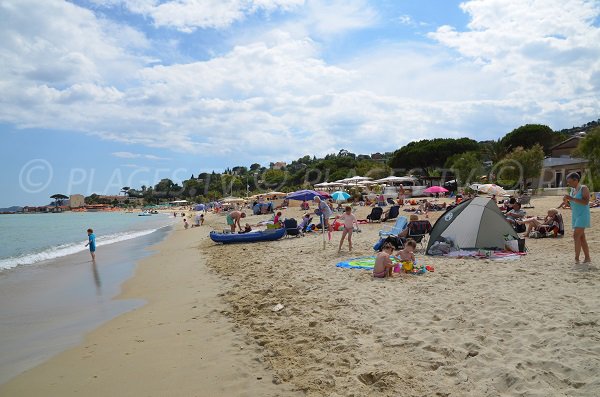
[373,237,386,251]
[505,239,519,252]
[529,231,542,239]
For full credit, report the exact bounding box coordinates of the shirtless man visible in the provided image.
[226,210,246,232]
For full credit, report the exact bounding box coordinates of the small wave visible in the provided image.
[0,228,164,271]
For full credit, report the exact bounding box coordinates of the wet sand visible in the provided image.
[0,219,300,397]
[0,227,170,385]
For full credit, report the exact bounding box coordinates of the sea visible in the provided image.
[0,211,177,384]
[0,211,174,271]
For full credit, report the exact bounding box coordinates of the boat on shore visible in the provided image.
[210,228,286,244]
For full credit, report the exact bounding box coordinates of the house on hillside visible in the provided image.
[69,194,85,208]
[271,161,287,170]
[535,135,589,188]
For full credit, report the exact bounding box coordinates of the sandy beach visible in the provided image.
[2,196,599,396]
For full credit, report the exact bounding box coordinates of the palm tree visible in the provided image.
[50,194,69,208]
[483,139,510,164]
[121,186,130,196]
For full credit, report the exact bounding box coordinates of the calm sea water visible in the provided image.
[0,212,176,271]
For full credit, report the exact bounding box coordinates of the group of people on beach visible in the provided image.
[500,172,592,265]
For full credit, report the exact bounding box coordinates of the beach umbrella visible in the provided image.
[193,204,205,211]
[286,189,326,201]
[477,184,506,196]
[316,191,331,199]
[340,176,373,185]
[423,186,449,194]
[265,191,287,197]
[220,196,245,203]
[331,191,351,202]
[375,176,413,184]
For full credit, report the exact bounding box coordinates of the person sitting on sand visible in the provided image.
[505,202,526,226]
[299,214,312,232]
[395,238,417,264]
[519,209,561,237]
[227,210,246,232]
[373,242,395,278]
[273,211,283,227]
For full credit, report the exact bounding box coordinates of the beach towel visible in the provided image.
[336,256,401,270]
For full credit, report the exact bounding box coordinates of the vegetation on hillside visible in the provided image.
[85,120,595,204]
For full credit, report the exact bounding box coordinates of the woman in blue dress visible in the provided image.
[563,173,591,264]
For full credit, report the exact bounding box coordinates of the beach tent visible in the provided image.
[426,197,518,253]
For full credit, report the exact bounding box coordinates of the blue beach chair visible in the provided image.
[378,216,408,238]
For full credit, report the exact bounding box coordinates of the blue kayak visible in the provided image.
[210,228,286,244]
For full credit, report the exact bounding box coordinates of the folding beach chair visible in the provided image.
[379,216,408,238]
[403,220,433,250]
[518,195,534,208]
[283,218,300,237]
[366,207,384,222]
[382,205,400,222]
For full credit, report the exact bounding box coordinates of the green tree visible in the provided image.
[497,144,544,189]
[50,193,69,207]
[482,139,510,164]
[154,179,181,199]
[389,138,480,172]
[250,163,261,171]
[263,169,287,186]
[500,124,565,154]
[447,152,484,187]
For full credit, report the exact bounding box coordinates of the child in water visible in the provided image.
[85,228,96,261]
[373,242,395,278]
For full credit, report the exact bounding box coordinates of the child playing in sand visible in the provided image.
[183,218,189,229]
[273,211,283,227]
[84,228,96,261]
[373,242,395,278]
[395,239,417,264]
[338,206,358,252]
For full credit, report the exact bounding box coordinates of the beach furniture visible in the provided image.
[378,216,408,238]
[366,207,384,222]
[283,218,301,237]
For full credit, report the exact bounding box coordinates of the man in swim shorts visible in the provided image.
[227,210,246,232]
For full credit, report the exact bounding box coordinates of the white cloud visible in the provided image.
[93,0,305,32]
[1,0,599,168]
[429,0,600,101]
[111,152,170,160]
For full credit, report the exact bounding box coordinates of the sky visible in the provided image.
[1,0,599,207]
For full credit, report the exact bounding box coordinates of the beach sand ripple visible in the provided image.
[205,198,600,396]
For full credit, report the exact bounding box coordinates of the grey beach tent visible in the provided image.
[426,197,518,253]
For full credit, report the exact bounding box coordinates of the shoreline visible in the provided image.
[0,225,172,385]
[0,213,300,397]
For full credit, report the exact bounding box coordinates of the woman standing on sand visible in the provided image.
[563,173,591,264]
